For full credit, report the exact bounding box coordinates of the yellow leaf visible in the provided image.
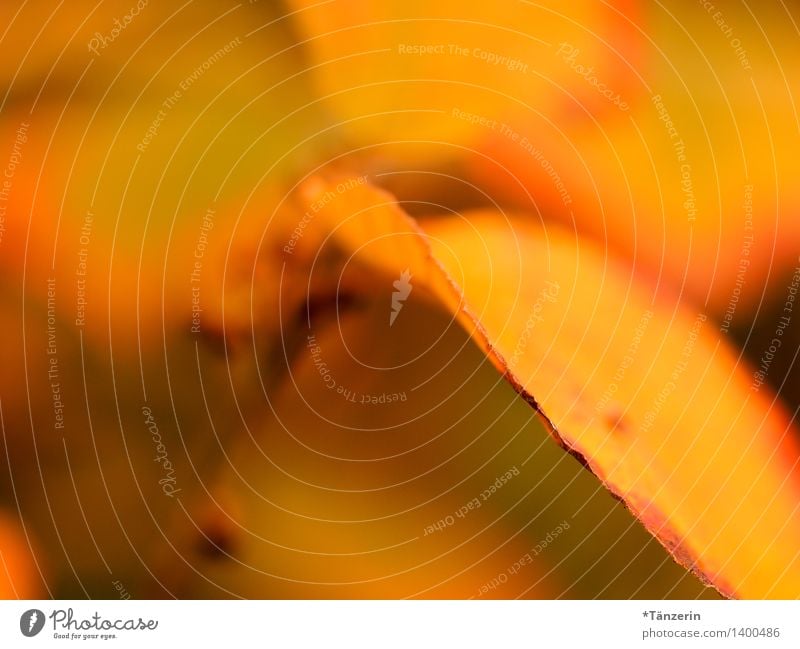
[299,175,800,598]
[288,0,643,159]
[467,2,800,316]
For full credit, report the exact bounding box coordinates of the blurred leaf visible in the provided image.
[466,2,800,316]
[288,0,643,162]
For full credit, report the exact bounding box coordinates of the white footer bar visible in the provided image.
[1,600,797,648]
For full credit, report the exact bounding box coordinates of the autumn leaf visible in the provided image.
[464,2,800,319]
[292,175,800,598]
[2,0,799,602]
[288,0,644,160]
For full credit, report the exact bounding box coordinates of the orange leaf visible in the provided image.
[288,0,643,158]
[299,175,800,598]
